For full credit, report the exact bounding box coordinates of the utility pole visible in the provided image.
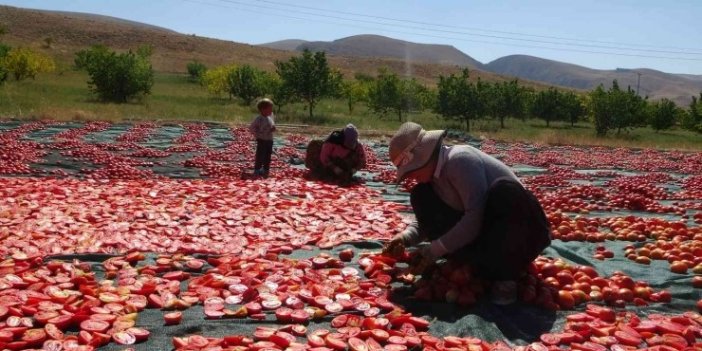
[636,72,642,96]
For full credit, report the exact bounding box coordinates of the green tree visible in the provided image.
[0,25,6,84]
[136,45,153,59]
[561,91,585,126]
[79,46,154,102]
[403,78,428,113]
[587,81,647,136]
[588,85,611,136]
[1,47,55,81]
[434,69,484,131]
[275,49,342,119]
[342,78,371,113]
[367,70,422,122]
[491,80,526,128]
[201,64,237,97]
[227,64,271,105]
[186,60,207,82]
[74,45,109,70]
[367,70,401,120]
[682,93,702,133]
[353,72,374,82]
[610,81,648,134]
[0,44,9,84]
[475,79,494,121]
[649,98,679,132]
[269,75,294,114]
[419,86,438,115]
[530,88,562,127]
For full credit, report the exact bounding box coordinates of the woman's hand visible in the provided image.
[383,233,407,258]
[409,246,437,275]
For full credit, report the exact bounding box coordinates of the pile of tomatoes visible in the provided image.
[114,122,157,144]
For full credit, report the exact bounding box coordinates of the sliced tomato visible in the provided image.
[254,327,278,341]
[126,327,150,342]
[539,333,561,346]
[245,302,262,315]
[275,307,293,323]
[223,334,245,346]
[291,324,307,336]
[0,330,14,342]
[526,342,549,351]
[308,334,326,348]
[204,308,225,318]
[614,330,642,347]
[164,311,182,325]
[5,341,28,351]
[251,340,277,350]
[270,331,295,348]
[21,328,47,346]
[91,332,111,347]
[112,331,136,345]
[331,314,349,328]
[291,309,310,323]
[390,336,408,345]
[44,323,64,340]
[80,320,109,333]
[186,335,210,349]
[348,337,368,351]
[443,336,464,347]
[591,336,617,347]
[325,334,347,351]
[78,330,93,345]
[407,316,429,330]
[658,321,687,335]
[42,339,63,351]
[661,333,689,349]
[384,344,408,351]
[262,298,282,310]
[421,335,440,346]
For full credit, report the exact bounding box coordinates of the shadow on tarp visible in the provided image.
[389,285,557,344]
[321,241,557,345]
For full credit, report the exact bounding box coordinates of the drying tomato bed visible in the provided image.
[0,177,408,257]
[0,120,701,350]
[1,249,702,351]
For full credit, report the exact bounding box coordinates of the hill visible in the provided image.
[1,5,700,105]
[293,35,483,69]
[484,55,702,106]
[678,74,702,83]
[0,5,516,87]
[259,39,308,51]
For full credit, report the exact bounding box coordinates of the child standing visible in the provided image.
[249,98,276,177]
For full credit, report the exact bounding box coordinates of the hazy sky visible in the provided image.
[2,0,701,74]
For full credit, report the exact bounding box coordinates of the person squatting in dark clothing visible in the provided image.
[384,122,551,305]
[305,124,366,184]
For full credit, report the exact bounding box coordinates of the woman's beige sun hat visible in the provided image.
[388,122,447,182]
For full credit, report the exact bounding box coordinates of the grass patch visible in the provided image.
[2,71,702,150]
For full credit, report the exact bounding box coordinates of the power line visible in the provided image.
[250,0,702,54]
[183,0,702,62]
[211,0,702,57]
